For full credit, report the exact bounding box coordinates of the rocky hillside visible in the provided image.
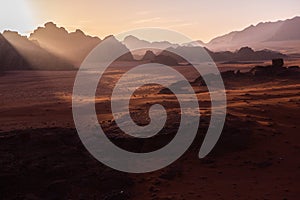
[29,22,102,66]
[0,33,30,71]
[206,16,300,52]
[1,31,74,70]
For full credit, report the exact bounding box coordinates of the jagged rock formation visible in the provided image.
[94,35,134,62]
[145,46,287,64]
[0,22,135,71]
[140,49,179,65]
[206,46,287,62]
[160,59,300,94]
[142,50,156,61]
[123,16,300,54]
[1,31,74,70]
[123,35,178,50]
[154,54,179,66]
[206,16,300,52]
[0,33,31,70]
[220,58,300,78]
[30,23,135,65]
[29,22,102,66]
[140,50,180,66]
[249,58,298,76]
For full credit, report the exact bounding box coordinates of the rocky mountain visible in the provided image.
[141,50,157,61]
[2,16,297,71]
[0,31,74,70]
[182,40,206,47]
[123,35,179,50]
[29,22,101,66]
[154,46,287,64]
[123,16,300,54]
[95,35,134,62]
[122,35,179,58]
[206,16,300,53]
[29,22,134,65]
[0,33,30,70]
[207,46,287,62]
[268,16,300,41]
[140,50,179,65]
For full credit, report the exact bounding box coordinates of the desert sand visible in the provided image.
[0,61,300,199]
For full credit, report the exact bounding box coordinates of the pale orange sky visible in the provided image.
[1,0,300,42]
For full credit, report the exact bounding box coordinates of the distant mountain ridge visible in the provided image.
[123,35,179,50]
[205,16,300,52]
[122,35,179,59]
[206,46,287,62]
[122,16,300,54]
[1,17,298,71]
[148,46,287,64]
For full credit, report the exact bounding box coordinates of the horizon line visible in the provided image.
[1,15,299,44]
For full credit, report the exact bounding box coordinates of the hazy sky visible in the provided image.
[1,0,300,42]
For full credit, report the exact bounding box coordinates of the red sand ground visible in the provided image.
[0,67,299,199]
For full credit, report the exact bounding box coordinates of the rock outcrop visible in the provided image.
[2,31,74,70]
[29,22,102,66]
[142,50,156,61]
[0,33,30,70]
[95,35,134,62]
[144,46,287,64]
[140,50,180,66]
